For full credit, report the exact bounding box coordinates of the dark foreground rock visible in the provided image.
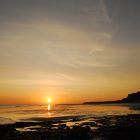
[20,125,93,140]
[1,114,140,140]
[95,114,140,140]
[0,124,93,140]
[0,124,20,140]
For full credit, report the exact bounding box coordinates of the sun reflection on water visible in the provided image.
[48,104,51,111]
[46,98,52,117]
[47,104,51,117]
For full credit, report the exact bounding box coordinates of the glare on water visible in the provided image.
[1,103,140,124]
[48,104,51,111]
[47,98,51,111]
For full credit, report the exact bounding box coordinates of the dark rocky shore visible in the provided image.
[0,114,140,140]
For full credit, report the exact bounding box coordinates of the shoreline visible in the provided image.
[0,114,140,140]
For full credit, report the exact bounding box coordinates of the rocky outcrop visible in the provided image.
[83,91,140,104]
[121,91,140,102]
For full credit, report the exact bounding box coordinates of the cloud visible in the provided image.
[100,0,111,23]
[59,74,75,81]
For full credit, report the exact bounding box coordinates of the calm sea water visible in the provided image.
[0,103,140,124]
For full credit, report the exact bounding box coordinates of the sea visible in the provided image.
[0,103,140,124]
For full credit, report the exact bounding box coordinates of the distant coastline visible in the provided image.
[83,91,140,104]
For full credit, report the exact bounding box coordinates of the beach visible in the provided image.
[0,104,140,140]
[1,114,140,140]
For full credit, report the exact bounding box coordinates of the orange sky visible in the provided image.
[0,0,140,104]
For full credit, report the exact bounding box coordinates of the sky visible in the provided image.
[0,0,140,104]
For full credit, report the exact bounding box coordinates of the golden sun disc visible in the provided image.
[47,98,51,104]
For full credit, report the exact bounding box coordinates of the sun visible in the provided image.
[47,98,51,104]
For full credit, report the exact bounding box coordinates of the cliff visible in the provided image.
[83,91,140,104]
[121,91,140,102]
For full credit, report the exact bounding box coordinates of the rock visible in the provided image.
[0,125,20,140]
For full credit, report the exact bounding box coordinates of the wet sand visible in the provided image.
[0,114,140,140]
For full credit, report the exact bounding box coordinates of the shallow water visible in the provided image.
[0,103,140,124]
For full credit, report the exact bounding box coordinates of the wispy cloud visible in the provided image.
[100,0,111,23]
[59,74,74,81]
